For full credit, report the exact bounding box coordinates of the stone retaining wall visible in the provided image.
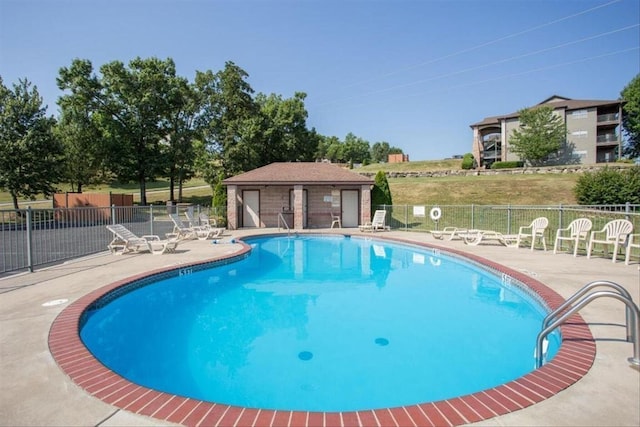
[358,164,634,178]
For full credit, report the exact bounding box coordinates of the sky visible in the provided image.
[1,0,639,161]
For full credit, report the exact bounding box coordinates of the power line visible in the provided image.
[342,0,623,89]
[318,47,639,111]
[317,24,638,107]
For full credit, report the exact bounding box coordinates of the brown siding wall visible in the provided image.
[388,153,410,163]
[231,185,365,229]
[53,193,133,222]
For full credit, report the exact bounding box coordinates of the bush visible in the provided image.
[491,161,524,169]
[574,166,640,205]
[371,170,392,208]
[461,153,475,170]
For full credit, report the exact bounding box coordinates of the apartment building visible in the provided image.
[470,95,624,168]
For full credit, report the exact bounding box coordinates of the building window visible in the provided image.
[571,130,588,138]
[571,110,588,119]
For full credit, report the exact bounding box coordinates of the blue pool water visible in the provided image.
[81,235,559,412]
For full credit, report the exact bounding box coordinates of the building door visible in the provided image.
[341,190,359,227]
[242,190,260,228]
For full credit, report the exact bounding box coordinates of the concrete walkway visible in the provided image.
[1,229,638,426]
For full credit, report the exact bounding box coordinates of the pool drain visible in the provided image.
[298,351,313,361]
[375,337,389,346]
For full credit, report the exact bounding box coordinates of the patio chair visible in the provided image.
[516,217,549,250]
[106,224,179,255]
[169,213,202,240]
[463,230,520,247]
[359,210,388,232]
[184,211,225,240]
[553,218,593,257]
[587,219,634,263]
[184,210,200,228]
[625,233,640,266]
[430,227,479,241]
[199,212,217,228]
[330,212,342,229]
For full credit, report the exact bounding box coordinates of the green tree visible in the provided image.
[371,170,392,208]
[343,132,371,164]
[198,62,260,177]
[255,91,317,164]
[509,105,566,166]
[370,141,390,163]
[322,136,344,162]
[98,57,178,205]
[370,141,403,163]
[164,75,200,202]
[0,77,64,209]
[56,59,107,192]
[574,166,640,204]
[621,73,640,159]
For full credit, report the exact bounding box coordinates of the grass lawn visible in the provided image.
[0,160,586,207]
[389,174,579,205]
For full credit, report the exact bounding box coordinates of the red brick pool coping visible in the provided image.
[49,236,596,427]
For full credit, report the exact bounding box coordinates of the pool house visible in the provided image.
[223,162,375,230]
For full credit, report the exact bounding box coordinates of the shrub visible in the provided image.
[461,153,475,170]
[491,161,524,169]
[212,173,227,208]
[371,170,392,208]
[574,166,640,205]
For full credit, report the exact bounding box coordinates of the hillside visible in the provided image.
[1,159,605,207]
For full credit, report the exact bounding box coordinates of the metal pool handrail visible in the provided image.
[543,280,635,343]
[536,289,640,369]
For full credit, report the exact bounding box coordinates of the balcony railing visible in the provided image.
[597,134,619,143]
[597,113,619,123]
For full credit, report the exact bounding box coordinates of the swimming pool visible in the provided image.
[80,235,560,412]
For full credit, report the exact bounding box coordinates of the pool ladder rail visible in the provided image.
[277,212,291,235]
[536,280,640,368]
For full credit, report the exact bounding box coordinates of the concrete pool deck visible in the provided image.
[0,229,638,427]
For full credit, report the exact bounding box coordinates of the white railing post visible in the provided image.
[26,207,34,273]
[150,204,154,236]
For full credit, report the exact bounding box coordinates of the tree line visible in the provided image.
[0,57,403,209]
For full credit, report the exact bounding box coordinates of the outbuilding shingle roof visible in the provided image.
[222,162,374,185]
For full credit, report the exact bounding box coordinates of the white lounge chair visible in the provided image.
[463,230,520,247]
[199,212,217,228]
[553,218,593,256]
[359,210,388,232]
[180,211,225,240]
[430,227,479,241]
[194,212,225,240]
[169,213,202,240]
[106,224,179,255]
[625,233,640,266]
[587,219,634,263]
[184,210,200,228]
[516,217,549,250]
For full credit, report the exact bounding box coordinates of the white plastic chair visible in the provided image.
[516,217,549,250]
[330,212,341,229]
[553,218,593,257]
[626,234,640,266]
[359,210,388,232]
[587,219,633,263]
